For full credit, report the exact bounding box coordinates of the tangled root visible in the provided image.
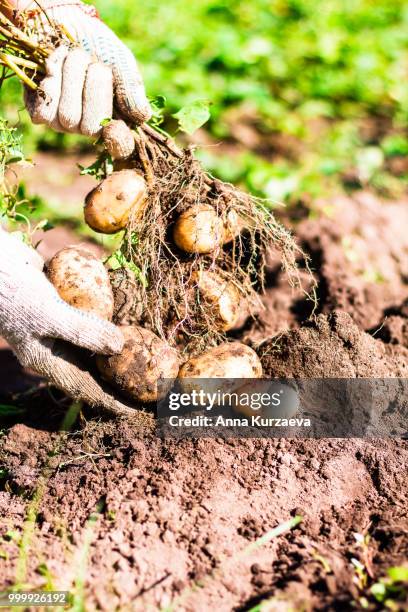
[109,125,315,356]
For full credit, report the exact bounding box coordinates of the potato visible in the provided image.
[230,290,263,331]
[179,342,262,380]
[223,209,246,244]
[47,246,114,320]
[192,270,240,331]
[84,170,147,234]
[102,120,135,160]
[96,326,180,402]
[173,204,225,254]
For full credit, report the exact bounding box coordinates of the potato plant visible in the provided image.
[0,13,317,401]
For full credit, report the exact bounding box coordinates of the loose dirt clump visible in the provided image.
[375,300,408,349]
[245,191,408,344]
[261,310,408,379]
[297,191,408,331]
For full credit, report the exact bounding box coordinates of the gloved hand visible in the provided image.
[20,0,151,137]
[0,227,137,417]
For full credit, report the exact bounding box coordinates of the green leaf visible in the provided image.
[387,566,408,583]
[100,118,112,127]
[173,100,211,135]
[381,135,408,157]
[78,154,113,181]
[7,152,25,164]
[105,250,129,272]
[37,563,49,576]
[151,95,167,110]
[370,581,386,602]
[105,250,148,288]
[36,219,54,232]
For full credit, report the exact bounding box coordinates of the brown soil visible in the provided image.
[254,191,408,339]
[0,187,407,611]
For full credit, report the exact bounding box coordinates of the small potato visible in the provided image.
[96,326,180,402]
[84,170,147,234]
[102,120,135,160]
[192,270,240,331]
[173,204,224,254]
[179,342,262,380]
[47,246,114,320]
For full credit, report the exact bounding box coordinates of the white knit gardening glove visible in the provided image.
[22,0,151,139]
[0,227,137,417]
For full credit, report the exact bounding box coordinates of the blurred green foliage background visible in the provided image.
[1,0,407,205]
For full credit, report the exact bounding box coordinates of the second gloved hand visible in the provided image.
[0,227,137,417]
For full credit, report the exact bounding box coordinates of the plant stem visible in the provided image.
[142,123,183,159]
[1,52,41,71]
[0,10,47,55]
[0,51,38,88]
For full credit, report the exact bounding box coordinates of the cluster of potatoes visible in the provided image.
[47,246,263,404]
[83,167,249,333]
[46,159,263,404]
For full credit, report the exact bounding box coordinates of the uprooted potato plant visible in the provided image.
[91,123,312,355]
[0,9,315,407]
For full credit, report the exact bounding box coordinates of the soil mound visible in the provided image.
[251,192,408,341]
[261,310,408,378]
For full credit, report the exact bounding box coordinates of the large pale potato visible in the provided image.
[173,204,224,254]
[84,170,147,234]
[47,246,114,320]
[192,270,241,331]
[178,342,263,397]
[96,326,180,402]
